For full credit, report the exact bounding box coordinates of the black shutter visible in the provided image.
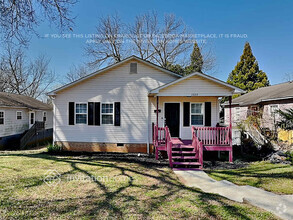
[183,102,190,127]
[69,102,75,125]
[88,102,94,125]
[205,102,212,126]
[114,102,121,126]
[94,102,100,126]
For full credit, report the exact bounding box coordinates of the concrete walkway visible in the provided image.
[174,170,293,220]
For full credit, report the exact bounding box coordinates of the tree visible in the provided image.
[66,64,89,82]
[166,62,186,75]
[86,13,126,67]
[87,12,193,68]
[227,42,269,95]
[0,45,55,99]
[185,41,203,74]
[167,40,216,75]
[0,0,76,45]
[277,108,293,130]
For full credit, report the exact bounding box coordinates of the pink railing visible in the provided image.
[165,126,173,168]
[191,127,203,168]
[192,126,231,146]
[153,125,166,147]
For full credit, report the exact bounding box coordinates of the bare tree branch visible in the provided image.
[65,64,88,82]
[0,45,55,99]
[86,13,127,67]
[0,0,76,45]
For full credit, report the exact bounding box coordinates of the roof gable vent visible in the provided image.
[130,63,137,74]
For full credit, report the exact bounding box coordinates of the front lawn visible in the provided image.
[0,150,278,219]
[206,161,293,194]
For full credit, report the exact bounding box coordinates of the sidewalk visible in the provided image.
[174,170,293,220]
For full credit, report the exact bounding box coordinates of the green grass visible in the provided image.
[206,161,293,194]
[0,150,279,219]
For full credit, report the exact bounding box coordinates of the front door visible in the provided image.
[29,111,35,128]
[165,103,180,137]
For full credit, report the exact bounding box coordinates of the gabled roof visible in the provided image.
[149,72,245,95]
[0,92,52,110]
[48,55,182,96]
[225,81,293,106]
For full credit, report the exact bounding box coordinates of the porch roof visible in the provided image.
[149,72,245,97]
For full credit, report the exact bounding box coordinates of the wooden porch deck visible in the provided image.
[154,126,232,170]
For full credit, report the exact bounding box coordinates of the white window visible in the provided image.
[235,107,240,121]
[101,103,113,124]
[16,111,22,120]
[75,103,87,124]
[0,111,4,125]
[43,111,47,122]
[191,103,204,125]
[270,105,279,117]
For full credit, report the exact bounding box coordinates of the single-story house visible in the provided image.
[224,81,293,144]
[0,92,53,149]
[48,56,243,169]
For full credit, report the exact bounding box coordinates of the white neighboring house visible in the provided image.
[0,92,53,149]
[48,56,242,153]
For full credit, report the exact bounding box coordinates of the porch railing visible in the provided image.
[153,125,166,147]
[191,126,203,168]
[165,126,173,168]
[20,121,45,149]
[192,126,231,146]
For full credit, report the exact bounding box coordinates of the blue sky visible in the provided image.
[26,0,293,85]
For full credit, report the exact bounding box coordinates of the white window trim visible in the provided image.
[235,107,240,122]
[270,104,279,117]
[0,110,4,125]
[43,111,47,122]
[101,102,114,125]
[190,102,205,126]
[16,111,22,120]
[75,103,88,125]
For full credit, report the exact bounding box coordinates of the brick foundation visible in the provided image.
[55,141,154,153]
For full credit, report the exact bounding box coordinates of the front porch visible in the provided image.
[153,125,232,169]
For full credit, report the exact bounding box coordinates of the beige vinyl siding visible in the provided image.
[0,108,29,137]
[158,75,234,96]
[53,59,178,143]
[149,97,220,140]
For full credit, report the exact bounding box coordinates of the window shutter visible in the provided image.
[205,102,212,126]
[183,102,190,127]
[69,102,75,125]
[114,102,121,126]
[94,102,100,126]
[88,102,94,125]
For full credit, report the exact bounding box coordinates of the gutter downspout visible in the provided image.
[147,97,150,154]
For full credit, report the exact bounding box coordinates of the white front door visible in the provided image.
[29,111,35,128]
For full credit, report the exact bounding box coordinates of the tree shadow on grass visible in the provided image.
[0,152,277,219]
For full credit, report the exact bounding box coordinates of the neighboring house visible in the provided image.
[48,55,242,166]
[224,81,293,145]
[0,92,53,149]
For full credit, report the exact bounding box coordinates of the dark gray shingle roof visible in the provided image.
[0,92,52,110]
[230,81,293,106]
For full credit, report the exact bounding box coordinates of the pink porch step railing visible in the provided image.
[165,126,173,168]
[191,127,203,168]
[192,126,231,146]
